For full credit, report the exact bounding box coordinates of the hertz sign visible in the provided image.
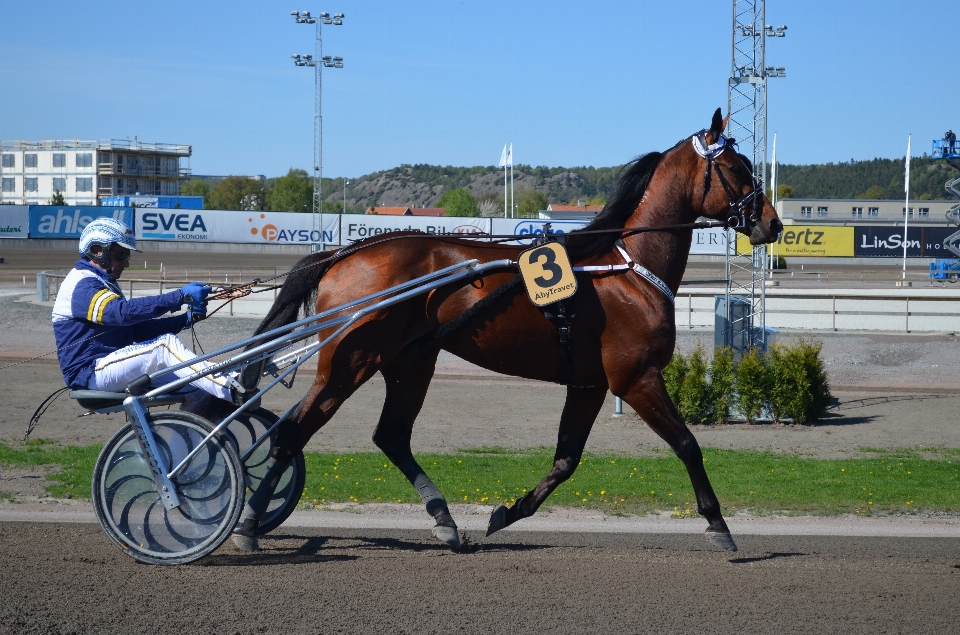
[738,226,854,257]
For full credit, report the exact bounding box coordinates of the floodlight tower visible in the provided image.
[723,0,786,353]
[292,10,345,252]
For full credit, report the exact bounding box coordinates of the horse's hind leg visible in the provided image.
[486,385,607,536]
[622,366,737,551]
[372,343,462,549]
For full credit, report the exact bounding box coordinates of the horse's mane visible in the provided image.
[565,152,664,262]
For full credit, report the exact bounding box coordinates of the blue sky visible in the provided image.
[1,0,956,178]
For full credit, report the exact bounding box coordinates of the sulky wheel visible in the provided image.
[92,411,244,566]
[224,408,306,535]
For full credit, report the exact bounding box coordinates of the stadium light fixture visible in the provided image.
[290,9,346,252]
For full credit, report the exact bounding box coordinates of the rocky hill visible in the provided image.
[331,164,623,212]
[320,156,958,212]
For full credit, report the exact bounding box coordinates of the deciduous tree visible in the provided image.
[436,187,477,217]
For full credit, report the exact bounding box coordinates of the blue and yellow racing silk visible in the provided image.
[52,260,189,388]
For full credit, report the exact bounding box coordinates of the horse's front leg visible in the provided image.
[486,385,607,536]
[621,366,737,551]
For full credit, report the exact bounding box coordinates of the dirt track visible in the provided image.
[3,251,960,633]
[2,522,958,635]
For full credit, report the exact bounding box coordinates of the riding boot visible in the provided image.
[231,457,286,552]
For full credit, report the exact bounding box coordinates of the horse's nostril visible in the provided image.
[770,218,783,233]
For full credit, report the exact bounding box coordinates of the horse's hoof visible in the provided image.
[486,505,508,537]
[432,524,461,550]
[706,529,738,552]
[231,533,260,552]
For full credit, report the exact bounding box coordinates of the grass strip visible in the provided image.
[0,439,100,499]
[1,441,958,516]
[299,447,960,516]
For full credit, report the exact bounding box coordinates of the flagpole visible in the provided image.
[503,144,508,218]
[901,134,911,284]
[509,142,514,219]
[770,133,777,271]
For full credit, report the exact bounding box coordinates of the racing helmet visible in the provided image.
[78,217,141,256]
[79,217,140,271]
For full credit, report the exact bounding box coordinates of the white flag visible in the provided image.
[498,144,507,168]
[507,142,513,167]
[904,135,911,193]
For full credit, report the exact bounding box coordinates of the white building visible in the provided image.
[0,139,192,206]
[777,198,957,225]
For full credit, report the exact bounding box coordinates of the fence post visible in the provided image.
[688,294,692,329]
[36,273,47,302]
[832,295,836,331]
[906,297,910,333]
[613,396,624,417]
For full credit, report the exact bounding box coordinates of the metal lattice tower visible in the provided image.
[723,0,786,353]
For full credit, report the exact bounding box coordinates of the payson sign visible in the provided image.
[135,209,340,245]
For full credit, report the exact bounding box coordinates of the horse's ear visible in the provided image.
[706,108,726,144]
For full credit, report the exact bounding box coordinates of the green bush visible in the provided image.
[734,347,768,424]
[662,347,687,407]
[663,339,831,426]
[709,346,735,424]
[678,343,711,423]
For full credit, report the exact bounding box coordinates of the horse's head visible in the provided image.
[693,108,782,245]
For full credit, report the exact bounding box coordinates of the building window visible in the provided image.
[24,154,38,168]
[868,207,879,216]
[1,154,14,168]
[53,177,66,191]
[53,153,66,168]
[919,207,930,217]
[76,177,93,192]
[852,206,863,217]
[800,206,812,218]
[1,178,14,192]
[25,177,38,192]
[817,206,828,216]
[76,153,93,168]
[902,207,914,217]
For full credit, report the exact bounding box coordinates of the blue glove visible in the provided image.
[179,282,211,321]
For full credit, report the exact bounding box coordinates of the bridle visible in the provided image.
[694,130,763,232]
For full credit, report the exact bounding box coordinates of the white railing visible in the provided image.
[676,288,960,333]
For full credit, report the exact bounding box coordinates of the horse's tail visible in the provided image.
[252,251,336,337]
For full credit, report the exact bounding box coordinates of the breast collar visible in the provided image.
[571,242,675,305]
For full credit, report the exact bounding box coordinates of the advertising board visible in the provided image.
[0,205,29,238]
[489,218,587,245]
[341,215,490,243]
[29,206,134,239]
[135,209,340,245]
[690,227,731,255]
[102,196,204,209]
[853,226,923,258]
[738,225,855,257]
[917,227,959,258]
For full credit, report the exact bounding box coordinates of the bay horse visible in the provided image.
[233,109,782,552]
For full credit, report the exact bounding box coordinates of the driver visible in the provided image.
[51,217,234,407]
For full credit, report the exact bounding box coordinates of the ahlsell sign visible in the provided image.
[29,206,134,239]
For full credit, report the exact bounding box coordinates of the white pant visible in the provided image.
[91,334,233,402]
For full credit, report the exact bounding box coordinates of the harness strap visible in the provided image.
[571,246,675,305]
